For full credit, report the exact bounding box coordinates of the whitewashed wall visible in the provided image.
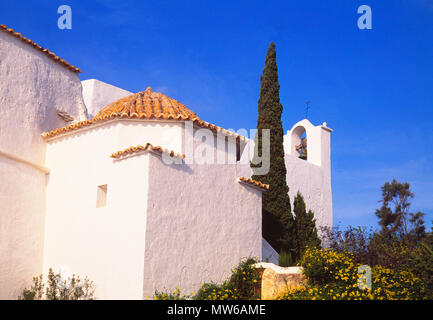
[284,155,332,230]
[0,31,86,164]
[0,158,46,299]
[0,31,86,299]
[81,79,132,118]
[118,120,183,155]
[43,120,262,299]
[142,152,262,298]
[43,122,150,299]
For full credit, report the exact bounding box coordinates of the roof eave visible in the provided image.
[0,24,81,73]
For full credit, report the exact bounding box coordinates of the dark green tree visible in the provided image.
[293,192,321,260]
[375,179,426,244]
[251,42,294,254]
[375,179,413,237]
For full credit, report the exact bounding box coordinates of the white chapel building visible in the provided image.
[0,25,333,299]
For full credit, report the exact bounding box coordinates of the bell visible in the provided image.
[298,148,307,160]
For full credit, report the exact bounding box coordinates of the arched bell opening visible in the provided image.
[291,126,308,161]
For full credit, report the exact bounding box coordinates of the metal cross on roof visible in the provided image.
[305,100,311,119]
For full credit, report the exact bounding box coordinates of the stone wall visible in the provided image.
[255,263,307,300]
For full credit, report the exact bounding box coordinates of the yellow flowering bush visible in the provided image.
[225,258,260,299]
[193,282,238,300]
[278,247,426,300]
[154,286,189,300]
[301,247,358,287]
[371,265,425,300]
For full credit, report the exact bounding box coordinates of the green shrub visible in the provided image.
[278,251,294,267]
[192,257,260,300]
[226,257,260,300]
[155,258,260,300]
[410,241,433,298]
[19,268,95,300]
[193,282,234,300]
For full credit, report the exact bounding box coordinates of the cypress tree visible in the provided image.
[293,192,321,259]
[251,42,294,254]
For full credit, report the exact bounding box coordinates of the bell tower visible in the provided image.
[283,119,333,230]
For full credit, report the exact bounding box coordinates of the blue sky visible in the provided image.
[1,0,432,230]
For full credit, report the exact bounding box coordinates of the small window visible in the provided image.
[236,137,241,162]
[96,184,107,208]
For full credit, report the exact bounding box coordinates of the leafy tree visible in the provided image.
[375,179,412,236]
[251,42,294,254]
[375,179,426,245]
[293,192,321,260]
[408,211,427,244]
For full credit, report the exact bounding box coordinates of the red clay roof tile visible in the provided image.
[110,142,185,160]
[95,87,199,121]
[238,177,269,191]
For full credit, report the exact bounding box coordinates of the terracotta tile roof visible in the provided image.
[42,87,245,141]
[110,142,185,160]
[237,177,269,191]
[42,116,115,138]
[0,25,81,73]
[95,87,199,120]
